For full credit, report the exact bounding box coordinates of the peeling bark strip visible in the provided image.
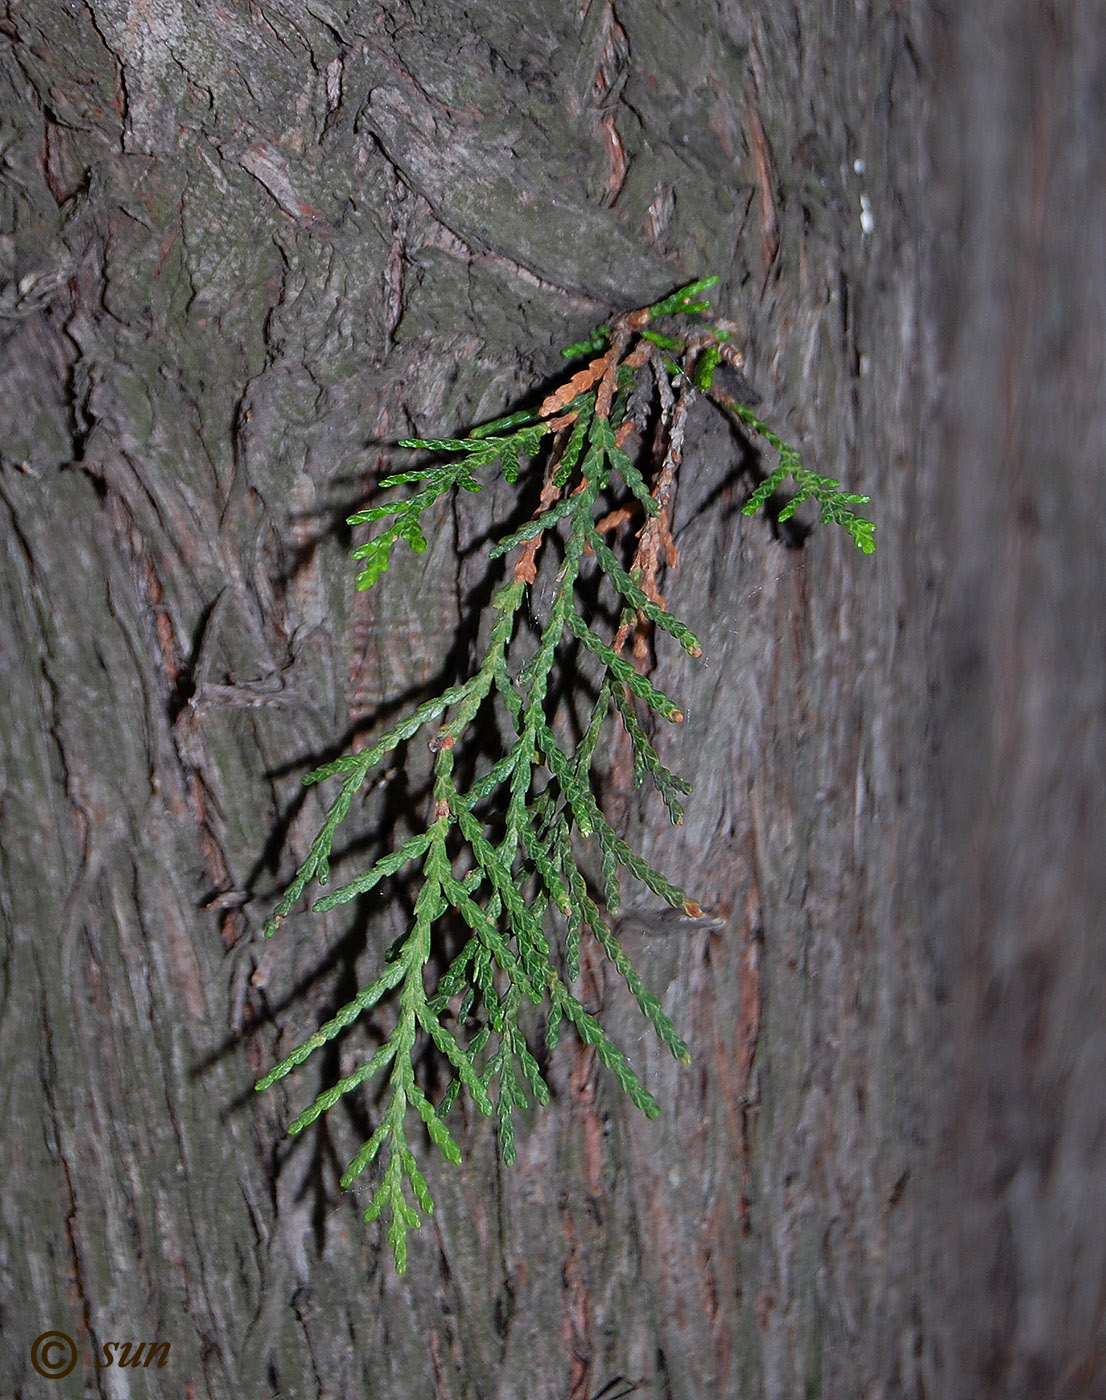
[2,1,1102,1398]
[238,142,330,227]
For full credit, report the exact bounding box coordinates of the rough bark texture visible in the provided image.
[0,2,1100,1399]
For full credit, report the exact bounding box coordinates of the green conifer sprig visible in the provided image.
[257,278,876,1271]
[717,398,876,553]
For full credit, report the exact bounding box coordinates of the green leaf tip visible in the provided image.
[645,275,720,319]
[730,404,876,553]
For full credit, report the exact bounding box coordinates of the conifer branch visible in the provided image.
[257,278,876,1271]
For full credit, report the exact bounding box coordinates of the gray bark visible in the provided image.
[0,2,1101,1398]
[927,6,1106,1396]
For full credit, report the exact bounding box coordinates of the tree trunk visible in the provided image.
[926,7,1106,1396]
[1,3,1101,1398]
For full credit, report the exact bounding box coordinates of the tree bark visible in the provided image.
[1,2,1100,1399]
[926,6,1106,1396]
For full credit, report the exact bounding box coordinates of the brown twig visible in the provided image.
[513,468,566,584]
[610,348,692,658]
